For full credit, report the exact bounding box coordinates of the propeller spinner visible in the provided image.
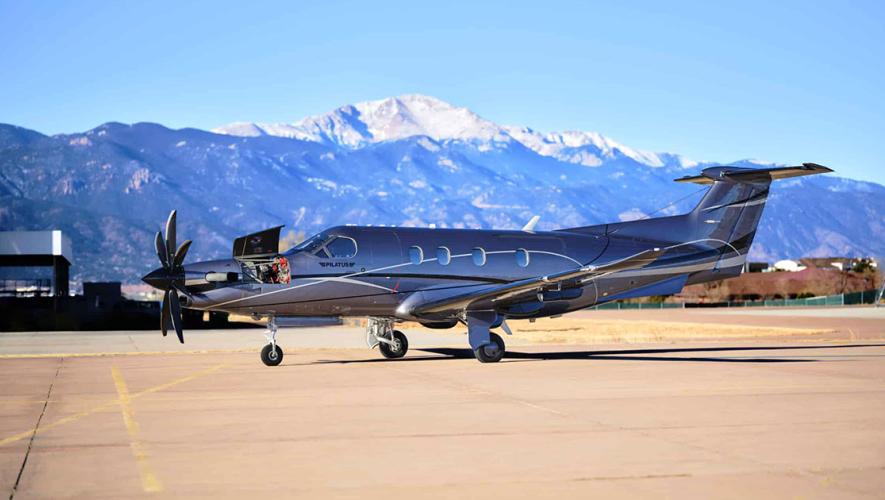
[141,210,192,343]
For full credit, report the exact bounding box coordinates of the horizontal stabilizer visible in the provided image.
[675,163,833,185]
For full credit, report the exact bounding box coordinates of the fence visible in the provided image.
[589,289,882,310]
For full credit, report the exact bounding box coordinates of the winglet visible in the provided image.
[522,215,540,232]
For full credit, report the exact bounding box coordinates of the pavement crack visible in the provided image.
[9,357,63,500]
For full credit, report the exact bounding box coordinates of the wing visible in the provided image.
[403,247,666,316]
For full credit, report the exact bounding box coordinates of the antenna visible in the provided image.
[522,215,540,232]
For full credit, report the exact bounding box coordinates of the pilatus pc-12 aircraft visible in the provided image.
[142,163,831,366]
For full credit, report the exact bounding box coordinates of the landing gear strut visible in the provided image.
[367,317,409,359]
[261,316,284,366]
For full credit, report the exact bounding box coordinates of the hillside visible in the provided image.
[1,95,882,283]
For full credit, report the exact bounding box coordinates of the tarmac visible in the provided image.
[1,308,884,498]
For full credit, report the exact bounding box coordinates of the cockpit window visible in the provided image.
[287,233,358,259]
[289,234,325,254]
[325,237,358,258]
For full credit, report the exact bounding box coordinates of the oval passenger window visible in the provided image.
[437,246,451,266]
[409,246,423,265]
[472,247,486,266]
[515,248,530,267]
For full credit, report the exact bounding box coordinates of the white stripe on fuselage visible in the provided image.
[703,195,768,212]
[205,237,743,311]
[207,248,585,309]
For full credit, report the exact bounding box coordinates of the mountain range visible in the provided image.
[1,94,882,284]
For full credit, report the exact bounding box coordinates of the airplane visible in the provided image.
[141,163,832,366]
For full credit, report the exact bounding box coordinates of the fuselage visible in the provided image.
[179,223,739,321]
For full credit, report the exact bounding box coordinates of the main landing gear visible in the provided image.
[261,316,284,366]
[367,317,409,359]
[364,314,508,363]
[474,332,505,363]
[466,311,507,363]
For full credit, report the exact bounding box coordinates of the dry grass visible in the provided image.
[499,316,833,344]
[232,314,834,345]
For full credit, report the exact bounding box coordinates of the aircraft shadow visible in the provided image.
[309,343,884,365]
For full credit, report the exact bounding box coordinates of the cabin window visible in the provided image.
[516,248,530,267]
[326,236,358,258]
[437,246,451,265]
[409,246,423,265]
[472,247,486,266]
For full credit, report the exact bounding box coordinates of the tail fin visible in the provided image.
[675,163,832,264]
[558,163,832,275]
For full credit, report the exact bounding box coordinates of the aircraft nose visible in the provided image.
[142,267,173,290]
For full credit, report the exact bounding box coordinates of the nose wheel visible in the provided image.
[261,343,284,366]
[260,316,284,366]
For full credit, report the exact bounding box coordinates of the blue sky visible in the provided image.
[1,0,883,184]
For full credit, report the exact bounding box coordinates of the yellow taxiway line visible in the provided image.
[0,364,227,448]
[112,366,163,493]
[0,349,254,359]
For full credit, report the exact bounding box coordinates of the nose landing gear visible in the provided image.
[261,343,283,366]
[261,316,284,366]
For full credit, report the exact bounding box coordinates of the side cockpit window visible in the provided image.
[293,233,358,259]
[325,236,358,258]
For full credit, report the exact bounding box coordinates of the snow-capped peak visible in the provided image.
[503,126,666,167]
[213,94,508,148]
[213,94,686,168]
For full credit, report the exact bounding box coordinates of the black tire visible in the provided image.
[379,330,408,359]
[260,344,284,366]
[474,332,505,363]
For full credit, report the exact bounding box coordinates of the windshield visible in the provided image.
[286,233,326,255]
[283,231,358,259]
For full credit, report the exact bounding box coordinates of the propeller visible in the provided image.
[142,210,192,343]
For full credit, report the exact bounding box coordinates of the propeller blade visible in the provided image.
[154,232,169,269]
[173,240,192,268]
[168,288,184,344]
[160,289,170,336]
[165,210,177,266]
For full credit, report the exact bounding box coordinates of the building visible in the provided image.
[0,230,72,296]
[772,259,807,272]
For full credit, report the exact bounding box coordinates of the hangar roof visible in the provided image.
[0,230,72,264]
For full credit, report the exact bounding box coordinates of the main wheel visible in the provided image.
[474,332,505,363]
[379,330,408,359]
[260,344,284,366]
